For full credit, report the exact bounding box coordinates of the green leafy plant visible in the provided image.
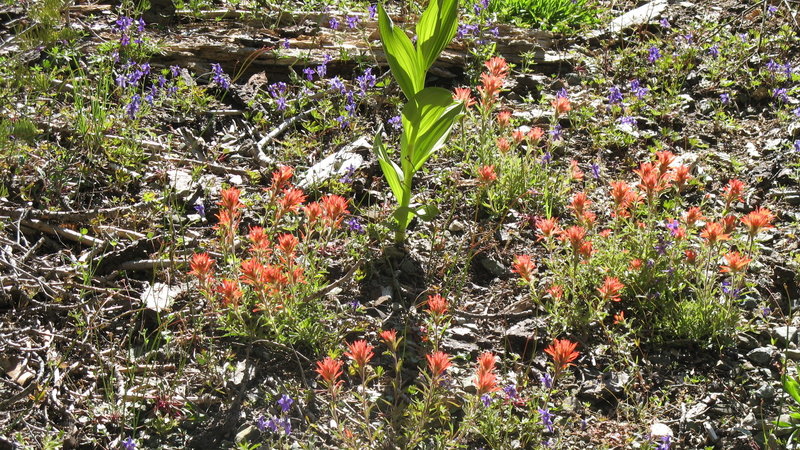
[488,0,601,33]
[777,371,800,443]
[373,0,464,243]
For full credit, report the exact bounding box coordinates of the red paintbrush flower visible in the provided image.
[315,357,343,387]
[720,251,752,273]
[512,254,536,283]
[597,276,625,302]
[453,87,476,108]
[741,208,775,237]
[426,351,451,379]
[544,339,579,375]
[345,340,375,369]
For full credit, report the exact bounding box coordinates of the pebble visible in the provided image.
[746,347,775,366]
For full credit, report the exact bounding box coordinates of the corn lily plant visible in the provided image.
[373,0,464,243]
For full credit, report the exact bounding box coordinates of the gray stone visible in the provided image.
[167,168,196,199]
[772,326,798,346]
[746,347,776,366]
[297,137,369,188]
[754,383,775,400]
[737,333,760,351]
[235,425,259,443]
[141,282,183,312]
[785,349,800,360]
[503,317,546,351]
[607,0,668,34]
[448,220,465,233]
[476,254,506,277]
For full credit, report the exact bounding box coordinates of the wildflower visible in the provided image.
[656,435,671,450]
[708,44,719,58]
[659,18,670,28]
[546,284,563,300]
[700,222,731,245]
[345,340,375,369]
[453,87,476,108]
[720,92,730,104]
[426,294,448,317]
[610,181,636,217]
[684,249,697,263]
[321,194,350,227]
[315,357,344,387]
[189,253,215,286]
[550,124,564,141]
[211,63,230,89]
[512,129,525,143]
[590,163,601,179]
[277,394,293,413]
[355,68,376,95]
[496,137,511,153]
[741,208,775,236]
[544,338,579,375]
[683,206,705,227]
[629,259,643,270]
[126,94,142,119]
[540,372,553,389]
[773,88,789,102]
[303,67,315,81]
[346,15,359,29]
[121,437,136,450]
[256,415,268,432]
[497,110,512,127]
[648,46,662,63]
[503,384,518,399]
[673,165,692,191]
[303,202,323,226]
[722,179,745,206]
[569,192,592,217]
[569,159,584,180]
[597,276,625,302]
[542,152,552,164]
[560,226,587,253]
[279,188,306,213]
[618,116,637,127]
[607,86,623,104]
[538,407,555,433]
[613,311,625,324]
[368,4,377,19]
[388,115,402,130]
[551,96,571,116]
[720,251,752,273]
[535,217,560,241]
[477,165,497,184]
[426,351,451,379]
[630,79,648,99]
[194,203,206,216]
[579,239,594,259]
[477,73,504,105]
[527,127,544,143]
[277,233,299,258]
[795,139,800,152]
[474,352,499,395]
[481,393,492,406]
[216,279,243,307]
[219,186,243,212]
[512,255,536,283]
[484,56,509,78]
[721,214,738,234]
[344,217,365,234]
[380,329,399,350]
[328,17,339,29]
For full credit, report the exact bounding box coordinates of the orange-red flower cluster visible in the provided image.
[544,339,579,376]
[720,251,752,273]
[512,254,536,283]
[535,217,560,241]
[722,179,745,207]
[452,87,476,108]
[426,351,451,379]
[477,57,508,108]
[700,221,731,245]
[477,165,497,184]
[426,294,448,317]
[597,276,625,302]
[609,181,639,218]
[315,357,344,388]
[474,352,499,396]
[741,208,775,237]
[345,340,374,370]
[189,253,215,288]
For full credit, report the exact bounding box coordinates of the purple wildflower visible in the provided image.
[348,300,361,310]
[656,435,671,450]
[368,5,377,19]
[648,46,662,63]
[666,219,680,236]
[126,94,142,119]
[336,115,349,128]
[121,437,136,450]
[767,5,778,16]
[538,408,555,433]
[708,44,719,58]
[773,88,789,102]
[256,415,268,432]
[115,16,133,32]
[339,165,356,183]
[316,63,327,79]
[346,15,360,29]
[590,163,601,179]
[329,17,339,30]
[388,115,402,130]
[720,92,730,104]
[766,59,780,73]
[119,34,130,46]
[630,79,648,99]
[659,18,670,28]
[194,204,205,216]
[762,306,772,318]
[618,116,637,127]
[542,152,552,165]
[170,65,181,77]
[556,87,569,99]
[136,18,146,32]
[303,67,315,81]
[277,394,293,413]
[549,124,563,141]
[794,107,800,117]
[116,74,128,89]
[211,63,230,89]
[540,372,553,389]
[608,86,623,104]
[345,217,365,234]
[356,67,376,95]
[481,393,492,407]
[794,140,800,152]
[783,62,794,77]
[503,384,518,399]
[329,77,346,94]
[281,39,290,49]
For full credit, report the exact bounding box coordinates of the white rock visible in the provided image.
[608,0,668,34]
[650,422,673,438]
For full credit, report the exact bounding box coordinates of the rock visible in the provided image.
[746,347,776,366]
[475,254,506,277]
[234,425,259,443]
[771,326,798,346]
[503,317,546,352]
[141,282,183,312]
[448,220,465,232]
[167,168,196,199]
[297,137,369,188]
[579,372,631,403]
[737,333,760,351]
[786,349,800,360]
[142,0,176,25]
[754,383,775,400]
[704,422,719,442]
[650,422,673,438]
[607,0,668,34]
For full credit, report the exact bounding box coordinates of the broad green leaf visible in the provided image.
[401,87,463,173]
[373,132,405,202]
[784,375,800,406]
[412,204,439,221]
[416,0,459,72]
[378,4,424,100]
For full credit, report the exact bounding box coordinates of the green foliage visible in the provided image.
[374,0,464,243]
[488,0,601,33]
